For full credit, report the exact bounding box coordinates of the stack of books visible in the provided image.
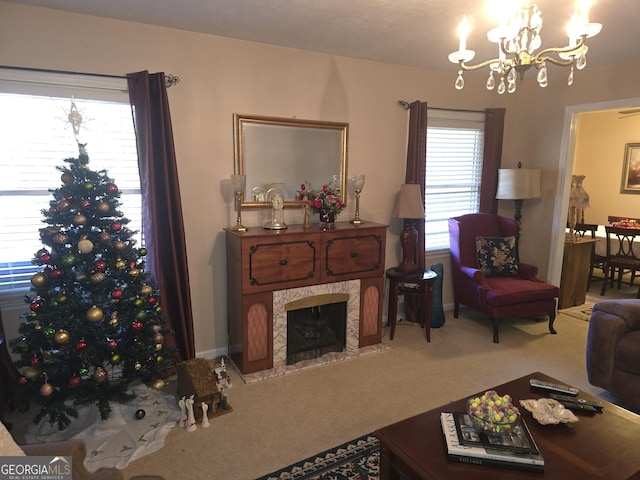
[440,412,544,473]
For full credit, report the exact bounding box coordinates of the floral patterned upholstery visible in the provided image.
[475,236,519,277]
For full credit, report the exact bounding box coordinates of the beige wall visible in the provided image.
[2,2,640,356]
[573,110,640,224]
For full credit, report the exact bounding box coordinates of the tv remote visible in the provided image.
[529,379,579,396]
[549,393,604,410]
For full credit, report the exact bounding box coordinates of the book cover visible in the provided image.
[441,412,544,472]
[452,411,540,454]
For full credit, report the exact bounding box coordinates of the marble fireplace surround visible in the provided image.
[239,280,390,383]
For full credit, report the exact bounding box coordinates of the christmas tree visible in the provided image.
[10,143,175,430]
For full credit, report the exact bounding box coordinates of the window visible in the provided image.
[425,110,485,252]
[0,68,141,296]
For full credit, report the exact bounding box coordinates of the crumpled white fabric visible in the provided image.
[519,398,579,425]
[26,383,181,472]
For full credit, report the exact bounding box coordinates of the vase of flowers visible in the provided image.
[295,181,344,230]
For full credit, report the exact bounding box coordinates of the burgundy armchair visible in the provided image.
[448,213,559,342]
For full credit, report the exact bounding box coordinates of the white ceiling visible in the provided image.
[5,0,640,72]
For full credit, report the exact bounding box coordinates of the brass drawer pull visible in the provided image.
[279,259,288,266]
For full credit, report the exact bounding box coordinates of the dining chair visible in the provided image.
[573,223,606,290]
[600,226,640,297]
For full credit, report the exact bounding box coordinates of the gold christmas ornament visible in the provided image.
[73,214,87,226]
[30,273,48,288]
[86,306,104,323]
[90,272,105,284]
[152,325,162,333]
[93,368,107,383]
[78,238,94,254]
[134,362,142,370]
[150,379,165,390]
[109,312,119,327]
[53,233,68,244]
[40,383,54,396]
[129,268,141,277]
[61,172,74,185]
[97,201,110,213]
[24,366,41,380]
[140,285,153,297]
[99,231,111,243]
[53,330,70,344]
[115,259,126,270]
[114,240,126,250]
[155,343,163,351]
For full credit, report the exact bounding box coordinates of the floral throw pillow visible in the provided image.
[475,236,519,277]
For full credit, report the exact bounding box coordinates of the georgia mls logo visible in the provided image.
[0,455,72,480]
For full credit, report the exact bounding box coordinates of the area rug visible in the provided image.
[559,302,595,321]
[256,433,379,480]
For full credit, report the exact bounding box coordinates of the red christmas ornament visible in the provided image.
[111,289,123,299]
[132,321,143,331]
[40,252,51,263]
[106,183,119,193]
[111,222,122,232]
[69,376,81,387]
[108,340,118,348]
[148,296,158,306]
[49,269,63,280]
[80,199,91,209]
[49,206,58,215]
[75,340,87,351]
[29,299,43,312]
[30,356,40,366]
[129,261,137,268]
[94,260,107,272]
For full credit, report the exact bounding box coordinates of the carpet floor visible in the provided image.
[256,433,378,480]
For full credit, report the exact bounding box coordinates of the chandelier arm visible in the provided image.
[535,36,586,59]
[458,59,511,72]
[538,56,576,67]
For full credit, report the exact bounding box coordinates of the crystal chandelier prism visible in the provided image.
[448,0,602,94]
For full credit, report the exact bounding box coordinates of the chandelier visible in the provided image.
[448,1,602,94]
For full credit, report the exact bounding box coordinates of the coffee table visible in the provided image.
[376,372,640,479]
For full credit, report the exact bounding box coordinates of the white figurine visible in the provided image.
[185,395,197,432]
[178,396,188,428]
[200,402,210,428]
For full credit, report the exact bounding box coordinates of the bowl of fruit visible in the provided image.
[467,390,520,436]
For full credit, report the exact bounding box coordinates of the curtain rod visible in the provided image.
[397,100,483,114]
[0,65,180,87]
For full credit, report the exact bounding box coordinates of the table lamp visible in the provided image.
[392,183,425,273]
[350,174,365,225]
[230,174,248,232]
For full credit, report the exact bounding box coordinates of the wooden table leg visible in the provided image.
[387,278,399,340]
[424,281,433,342]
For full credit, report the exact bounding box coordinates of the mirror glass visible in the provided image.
[234,114,348,207]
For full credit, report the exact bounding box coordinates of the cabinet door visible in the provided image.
[244,239,318,291]
[323,231,385,281]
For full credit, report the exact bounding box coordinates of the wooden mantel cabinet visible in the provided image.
[225,222,387,374]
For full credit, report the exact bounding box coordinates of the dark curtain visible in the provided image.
[127,71,195,361]
[479,108,506,214]
[403,100,428,323]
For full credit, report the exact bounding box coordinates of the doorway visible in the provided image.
[548,96,640,287]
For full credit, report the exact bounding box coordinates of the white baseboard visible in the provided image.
[196,346,228,359]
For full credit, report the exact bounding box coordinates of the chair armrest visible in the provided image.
[460,265,488,285]
[592,299,640,330]
[517,262,539,280]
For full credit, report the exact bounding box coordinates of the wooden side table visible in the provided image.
[386,268,438,342]
[559,238,598,309]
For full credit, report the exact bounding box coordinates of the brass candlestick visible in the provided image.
[350,174,365,226]
[230,174,247,232]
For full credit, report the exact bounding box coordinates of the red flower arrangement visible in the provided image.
[295,181,344,215]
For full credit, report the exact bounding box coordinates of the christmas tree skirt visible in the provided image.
[25,383,181,472]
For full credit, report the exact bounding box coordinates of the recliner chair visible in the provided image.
[448,213,559,342]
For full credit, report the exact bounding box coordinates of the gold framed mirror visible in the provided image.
[233,113,348,208]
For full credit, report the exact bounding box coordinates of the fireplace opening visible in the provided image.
[286,294,348,365]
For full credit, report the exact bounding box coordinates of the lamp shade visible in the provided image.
[392,184,425,219]
[496,168,541,200]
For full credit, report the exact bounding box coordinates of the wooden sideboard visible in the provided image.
[225,222,387,374]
